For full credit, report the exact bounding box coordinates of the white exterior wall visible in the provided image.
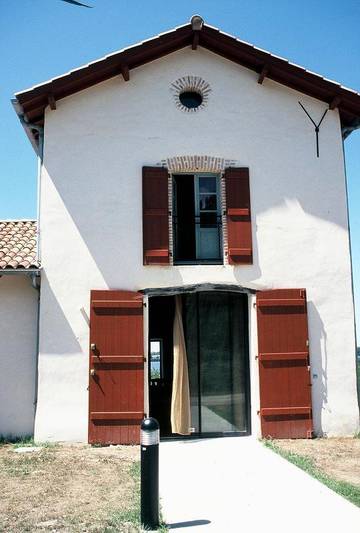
[36,47,359,441]
[0,275,38,437]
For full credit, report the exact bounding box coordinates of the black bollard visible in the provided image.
[141,417,160,530]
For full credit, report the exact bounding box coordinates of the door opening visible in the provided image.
[148,291,250,439]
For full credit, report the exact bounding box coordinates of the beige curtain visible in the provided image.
[171,295,191,435]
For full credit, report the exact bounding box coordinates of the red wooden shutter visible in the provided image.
[88,290,144,445]
[143,166,170,265]
[224,167,252,264]
[257,289,313,439]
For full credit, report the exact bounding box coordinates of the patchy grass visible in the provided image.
[263,438,360,508]
[0,443,135,531]
[106,459,167,532]
[105,459,141,532]
[0,435,34,447]
[0,443,167,532]
[2,448,56,478]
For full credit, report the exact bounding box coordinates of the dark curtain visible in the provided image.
[182,292,249,434]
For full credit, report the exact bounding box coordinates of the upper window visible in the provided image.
[173,174,223,264]
[142,165,253,267]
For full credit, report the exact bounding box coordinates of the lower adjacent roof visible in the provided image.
[0,220,39,270]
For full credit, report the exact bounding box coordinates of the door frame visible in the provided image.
[145,289,252,440]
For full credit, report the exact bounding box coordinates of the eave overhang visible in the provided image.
[13,20,360,152]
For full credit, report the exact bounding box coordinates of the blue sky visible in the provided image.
[0,0,359,334]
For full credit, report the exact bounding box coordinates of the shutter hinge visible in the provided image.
[306,339,309,347]
[143,302,147,308]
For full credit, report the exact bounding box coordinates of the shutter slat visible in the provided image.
[227,208,250,216]
[91,412,144,421]
[92,300,143,309]
[91,355,144,364]
[257,298,305,308]
[143,166,170,265]
[225,167,253,264]
[259,351,309,361]
[261,407,311,416]
[144,208,168,216]
[257,288,313,439]
[145,249,169,257]
[89,290,144,444]
[228,247,252,256]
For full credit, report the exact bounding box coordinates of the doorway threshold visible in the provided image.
[160,431,250,442]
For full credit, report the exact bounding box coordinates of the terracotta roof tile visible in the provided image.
[0,220,39,270]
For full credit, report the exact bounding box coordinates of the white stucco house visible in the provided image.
[1,16,359,444]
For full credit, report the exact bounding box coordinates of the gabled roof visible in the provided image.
[0,221,39,270]
[13,16,360,151]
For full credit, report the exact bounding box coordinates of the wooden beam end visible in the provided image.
[120,65,130,82]
[48,94,56,110]
[329,96,341,110]
[192,31,200,50]
[258,65,269,85]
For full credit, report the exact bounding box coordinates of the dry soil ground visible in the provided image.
[0,443,140,533]
[274,437,360,487]
[1,438,359,532]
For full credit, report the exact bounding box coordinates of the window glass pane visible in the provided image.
[200,194,217,211]
[150,340,162,380]
[199,177,217,193]
[200,212,217,227]
[198,293,248,433]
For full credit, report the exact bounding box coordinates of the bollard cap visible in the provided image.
[141,417,160,445]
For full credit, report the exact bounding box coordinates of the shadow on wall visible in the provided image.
[42,161,267,288]
[39,273,84,355]
[307,301,328,437]
[233,227,262,286]
[43,146,347,293]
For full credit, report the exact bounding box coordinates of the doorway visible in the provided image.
[148,291,250,438]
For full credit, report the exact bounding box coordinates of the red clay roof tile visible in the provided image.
[0,221,39,270]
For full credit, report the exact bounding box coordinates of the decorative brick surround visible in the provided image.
[170,76,211,113]
[168,175,174,266]
[162,155,237,173]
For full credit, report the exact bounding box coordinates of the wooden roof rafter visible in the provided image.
[13,16,360,152]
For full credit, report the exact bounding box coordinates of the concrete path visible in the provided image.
[159,437,359,532]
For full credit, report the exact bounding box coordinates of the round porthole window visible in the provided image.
[171,76,211,113]
[179,90,203,109]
